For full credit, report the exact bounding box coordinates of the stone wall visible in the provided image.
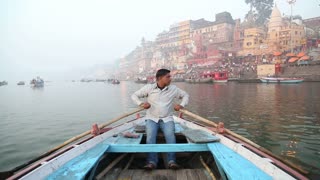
[280,64,320,81]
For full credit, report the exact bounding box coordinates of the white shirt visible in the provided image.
[131,83,189,123]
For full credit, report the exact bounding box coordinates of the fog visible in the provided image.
[0,0,318,81]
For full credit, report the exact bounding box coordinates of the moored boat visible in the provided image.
[111,79,120,84]
[134,77,148,84]
[212,72,228,83]
[30,77,44,87]
[198,78,212,83]
[0,109,308,180]
[0,81,8,86]
[17,81,25,85]
[260,77,304,83]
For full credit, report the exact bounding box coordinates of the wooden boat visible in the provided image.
[134,78,148,84]
[198,78,212,83]
[212,72,228,83]
[0,81,8,86]
[184,78,195,83]
[111,80,120,84]
[185,78,211,83]
[30,77,44,87]
[171,77,184,82]
[1,109,308,180]
[17,81,25,85]
[260,77,304,83]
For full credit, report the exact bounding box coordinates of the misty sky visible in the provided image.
[0,0,319,81]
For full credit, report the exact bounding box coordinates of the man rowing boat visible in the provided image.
[131,69,189,170]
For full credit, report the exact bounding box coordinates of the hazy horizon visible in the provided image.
[1,0,319,81]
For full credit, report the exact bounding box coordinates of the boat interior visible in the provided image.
[87,126,220,180]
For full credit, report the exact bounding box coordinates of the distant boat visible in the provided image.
[0,81,8,86]
[185,72,212,83]
[111,79,120,84]
[172,77,184,82]
[81,79,93,82]
[260,77,304,83]
[30,77,44,87]
[185,78,212,83]
[96,79,107,82]
[134,77,148,84]
[17,81,25,85]
[212,72,228,83]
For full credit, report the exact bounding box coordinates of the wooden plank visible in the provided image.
[46,144,110,180]
[96,154,127,180]
[176,169,189,180]
[196,169,211,180]
[102,168,122,180]
[107,144,209,153]
[181,129,220,143]
[207,143,272,180]
[117,169,134,180]
[119,169,210,180]
[131,170,145,180]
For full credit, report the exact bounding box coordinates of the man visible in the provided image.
[131,69,189,170]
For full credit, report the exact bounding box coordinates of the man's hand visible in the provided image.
[140,102,151,109]
[174,104,184,111]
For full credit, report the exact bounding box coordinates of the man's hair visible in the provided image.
[156,69,170,80]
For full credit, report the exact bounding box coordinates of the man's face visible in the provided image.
[159,73,171,86]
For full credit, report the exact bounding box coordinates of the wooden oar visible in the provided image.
[48,107,144,154]
[0,107,144,178]
[179,109,260,148]
[179,109,309,175]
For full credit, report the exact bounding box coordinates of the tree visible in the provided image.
[245,0,274,26]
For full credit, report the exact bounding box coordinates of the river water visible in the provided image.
[0,81,319,177]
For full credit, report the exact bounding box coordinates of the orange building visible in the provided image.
[156,20,193,48]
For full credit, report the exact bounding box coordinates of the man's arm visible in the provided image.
[131,85,150,106]
[175,87,189,108]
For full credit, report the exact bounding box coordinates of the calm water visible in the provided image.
[0,81,319,176]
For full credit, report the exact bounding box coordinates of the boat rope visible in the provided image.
[200,156,216,180]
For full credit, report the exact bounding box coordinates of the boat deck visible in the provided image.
[104,168,210,180]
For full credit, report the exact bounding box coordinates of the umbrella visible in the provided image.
[297,52,306,57]
[288,57,299,63]
[299,56,310,61]
[286,53,296,57]
[273,52,282,56]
